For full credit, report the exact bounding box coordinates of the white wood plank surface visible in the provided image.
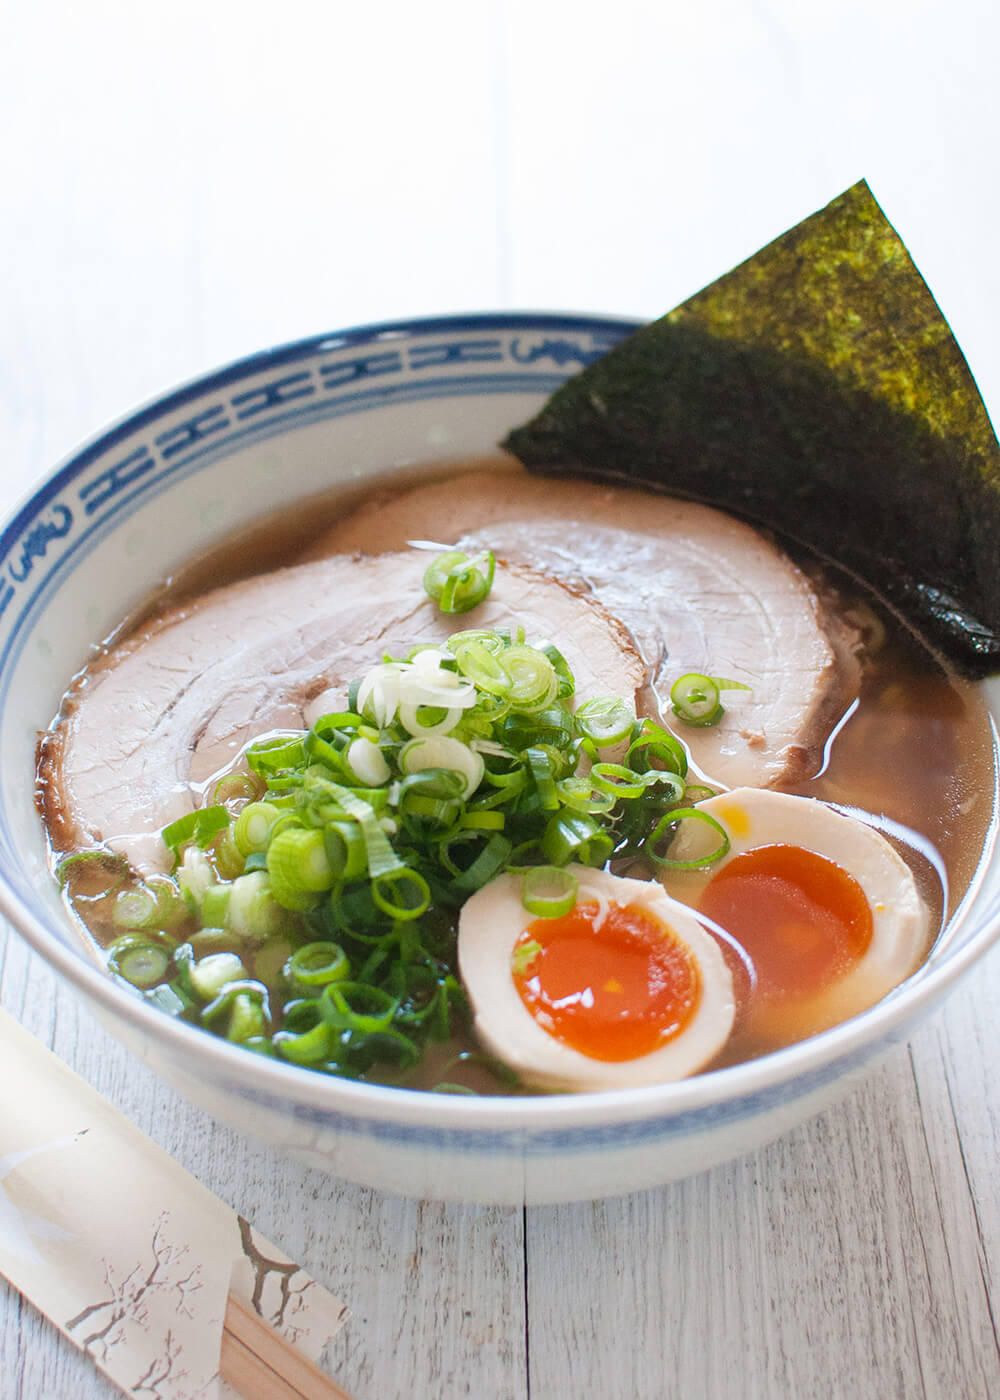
[3,3,1000,1397]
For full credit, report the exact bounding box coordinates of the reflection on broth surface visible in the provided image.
[38,462,998,1094]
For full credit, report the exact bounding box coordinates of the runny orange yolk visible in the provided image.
[697,843,873,1005]
[511,901,701,1062]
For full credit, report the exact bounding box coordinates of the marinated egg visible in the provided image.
[457,865,736,1091]
[657,787,931,1048]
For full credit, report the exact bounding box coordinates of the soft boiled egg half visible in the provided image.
[457,865,736,1091]
[657,787,931,1050]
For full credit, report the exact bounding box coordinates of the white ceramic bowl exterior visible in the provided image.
[1,314,997,1205]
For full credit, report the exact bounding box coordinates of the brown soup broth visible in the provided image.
[44,464,999,1094]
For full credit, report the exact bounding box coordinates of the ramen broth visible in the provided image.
[44,462,998,1093]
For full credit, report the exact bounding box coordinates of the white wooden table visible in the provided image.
[3,4,1000,1396]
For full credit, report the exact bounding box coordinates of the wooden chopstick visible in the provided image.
[220,1292,355,1400]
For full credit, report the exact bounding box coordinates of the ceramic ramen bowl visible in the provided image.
[1,313,998,1205]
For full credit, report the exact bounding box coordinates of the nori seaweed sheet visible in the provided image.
[503,182,1000,677]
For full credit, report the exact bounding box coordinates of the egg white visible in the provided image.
[458,864,736,1091]
[658,787,931,1038]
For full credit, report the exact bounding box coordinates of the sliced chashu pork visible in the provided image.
[38,553,643,876]
[306,467,860,790]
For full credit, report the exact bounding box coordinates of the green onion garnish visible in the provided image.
[371,867,431,920]
[146,621,727,1084]
[423,549,496,614]
[575,696,633,747]
[233,801,281,856]
[522,866,578,919]
[644,808,731,869]
[669,673,752,727]
[511,937,543,975]
[112,885,160,931]
[625,720,688,776]
[287,941,350,989]
[162,805,231,856]
[107,934,173,989]
[56,848,128,892]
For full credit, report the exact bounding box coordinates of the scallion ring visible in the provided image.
[521,865,578,919]
[274,1018,335,1066]
[107,935,173,989]
[371,868,431,921]
[669,674,749,728]
[112,885,160,931]
[320,982,400,1034]
[589,762,649,801]
[423,549,496,614]
[576,696,634,747]
[287,941,351,988]
[644,807,731,869]
[502,645,559,713]
[625,722,689,778]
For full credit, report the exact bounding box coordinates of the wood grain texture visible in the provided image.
[3,3,1000,1397]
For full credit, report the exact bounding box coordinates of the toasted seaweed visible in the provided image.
[503,182,1000,677]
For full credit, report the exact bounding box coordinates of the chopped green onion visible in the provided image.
[213,773,259,806]
[400,735,484,798]
[535,640,575,698]
[554,775,617,816]
[511,937,543,974]
[445,833,513,893]
[161,805,230,855]
[189,950,246,999]
[107,934,172,989]
[575,696,633,747]
[452,638,512,695]
[422,550,468,601]
[200,883,232,928]
[212,828,245,880]
[641,769,687,803]
[670,673,750,727]
[112,885,160,931]
[589,762,650,801]
[128,618,760,1087]
[246,734,308,776]
[526,746,560,810]
[287,941,350,989]
[177,847,216,912]
[347,736,392,786]
[626,721,688,777]
[275,1017,335,1065]
[503,645,558,712]
[423,549,496,614]
[145,875,187,927]
[145,981,194,1016]
[522,866,578,919]
[320,982,400,1034]
[201,981,270,1043]
[644,807,731,869]
[500,707,575,751]
[322,820,369,880]
[542,812,614,868]
[228,870,288,939]
[266,827,336,899]
[187,927,235,955]
[371,868,431,921]
[682,783,718,804]
[459,810,505,832]
[233,801,281,856]
[56,849,128,892]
